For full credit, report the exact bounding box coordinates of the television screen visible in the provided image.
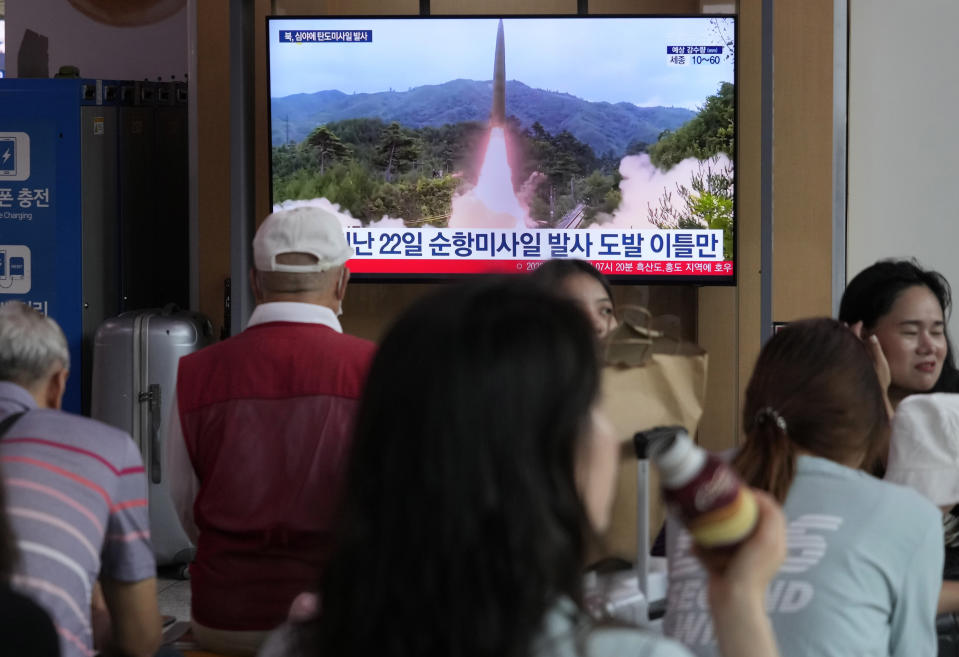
[268,15,736,283]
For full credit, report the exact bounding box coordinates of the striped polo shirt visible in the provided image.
[0,381,155,657]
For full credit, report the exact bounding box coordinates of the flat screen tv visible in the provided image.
[267,15,736,283]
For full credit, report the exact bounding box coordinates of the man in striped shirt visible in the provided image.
[0,302,160,657]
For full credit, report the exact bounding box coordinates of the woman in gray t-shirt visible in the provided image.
[665,318,943,657]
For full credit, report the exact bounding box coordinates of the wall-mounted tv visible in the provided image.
[267,15,736,283]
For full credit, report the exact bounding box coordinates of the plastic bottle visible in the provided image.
[642,426,758,549]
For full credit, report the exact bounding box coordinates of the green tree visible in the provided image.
[647,82,734,170]
[306,125,351,175]
[272,141,325,181]
[648,156,734,260]
[624,140,650,156]
[323,117,387,166]
[376,122,420,182]
[525,124,597,185]
[521,122,601,224]
[414,176,459,226]
[579,170,620,222]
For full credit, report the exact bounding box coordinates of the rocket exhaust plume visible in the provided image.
[449,19,530,230]
[490,19,506,126]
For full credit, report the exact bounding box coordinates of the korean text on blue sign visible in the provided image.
[279,30,372,43]
[344,228,724,261]
[666,46,723,54]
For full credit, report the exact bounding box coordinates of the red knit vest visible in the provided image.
[177,321,374,630]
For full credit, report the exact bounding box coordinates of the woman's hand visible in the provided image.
[849,322,892,391]
[695,489,786,657]
[849,321,894,420]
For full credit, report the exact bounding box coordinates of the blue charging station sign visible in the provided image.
[0,125,54,300]
[1,82,84,413]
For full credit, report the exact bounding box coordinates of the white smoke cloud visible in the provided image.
[274,152,733,234]
[368,215,405,228]
[592,153,732,230]
[272,196,403,229]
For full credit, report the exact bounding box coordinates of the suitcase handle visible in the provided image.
[148,383,162,484]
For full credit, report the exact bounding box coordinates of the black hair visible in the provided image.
[532,259,614,302]
[303,277,601,657]
[839,258,959,392]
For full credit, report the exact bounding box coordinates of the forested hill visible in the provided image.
[271,79,697,157]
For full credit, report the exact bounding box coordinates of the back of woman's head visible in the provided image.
[312,277,600,657]
[733,318,890,503]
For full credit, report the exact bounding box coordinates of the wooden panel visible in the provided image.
[342,284,697,344]
[590,0,699,12]
[196,0,232,335]
[734,0,763,447]
[340,284,440,342]
[771,0,833,320]
[432,0,574,13]
[324,0,418,14]
[697,286,738,451]
[271,0,417,14]
[254,0,271,224]
[611,286,697,342]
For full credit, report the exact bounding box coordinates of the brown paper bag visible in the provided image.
[597,306,708,562]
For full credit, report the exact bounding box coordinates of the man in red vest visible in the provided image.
[165,205,375,656]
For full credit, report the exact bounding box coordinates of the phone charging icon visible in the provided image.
[0,133,30,181]
[0,138,15,175]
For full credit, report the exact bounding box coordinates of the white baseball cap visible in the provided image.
[253,206,354,273]
[885,393,959,506]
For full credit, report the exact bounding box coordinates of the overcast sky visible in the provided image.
[269,17,734,111]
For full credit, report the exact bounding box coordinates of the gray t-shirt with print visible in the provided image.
[663,455,943,657]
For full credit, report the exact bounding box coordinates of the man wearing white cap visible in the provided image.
[165,206,375,655]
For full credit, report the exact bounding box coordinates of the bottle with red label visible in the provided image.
[642,426,758,549]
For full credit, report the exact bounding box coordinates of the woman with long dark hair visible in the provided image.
[840,259,959,611]
[664,318,943,657]
[839,258,959,406]
[265,278,785,657]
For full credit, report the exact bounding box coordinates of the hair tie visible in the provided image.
[754,406,788,433]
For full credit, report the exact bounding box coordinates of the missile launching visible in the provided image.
[490,19,506,126]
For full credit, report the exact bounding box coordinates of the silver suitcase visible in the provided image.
[583,430,668,631]
[91,305,214,566]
